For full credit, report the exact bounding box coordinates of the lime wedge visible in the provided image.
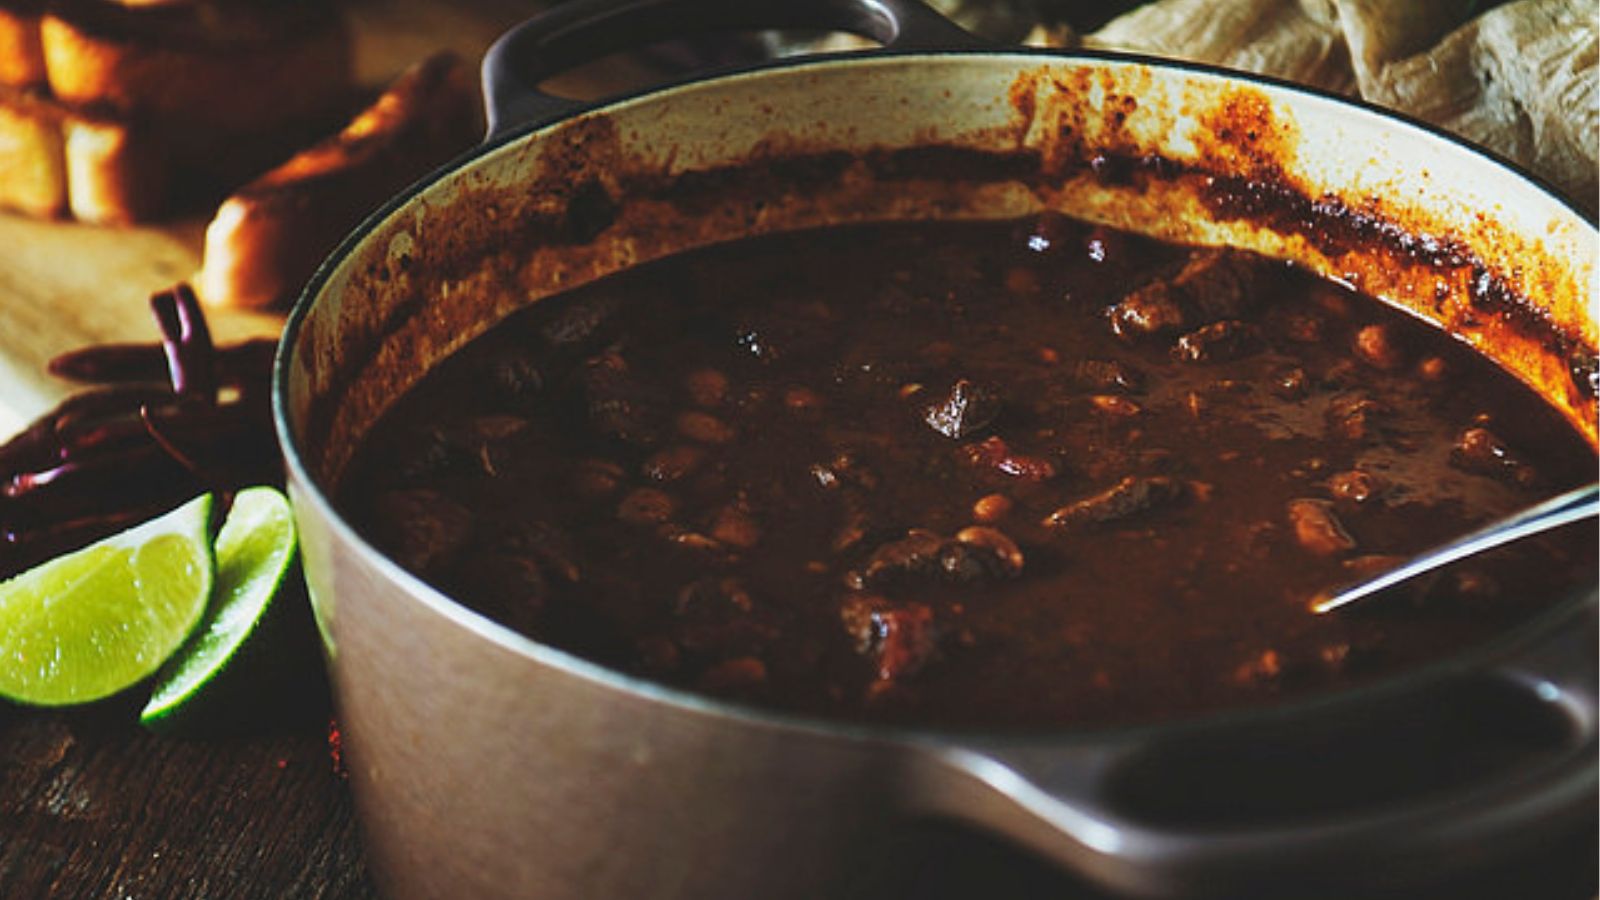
[0,494,214,707]
[140,486,298,730]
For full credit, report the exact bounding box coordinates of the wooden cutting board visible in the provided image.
[0,0,621,438]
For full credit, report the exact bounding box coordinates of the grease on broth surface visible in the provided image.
[339,215,1596,728]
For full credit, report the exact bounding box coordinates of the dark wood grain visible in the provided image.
[0,698,374,900]
[0,684,1592,900]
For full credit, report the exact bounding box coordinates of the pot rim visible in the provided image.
[273,46,1600,749]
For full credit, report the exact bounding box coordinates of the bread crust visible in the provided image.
[62,102,165,223]
[0,1,47,88]
[0,85,66,218]
[0,0,357,224]
[41,0,352,132]
[197,52,481,309]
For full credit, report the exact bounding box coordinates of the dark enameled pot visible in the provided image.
[273,2,1599,896]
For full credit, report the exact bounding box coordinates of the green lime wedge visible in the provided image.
[140,486,298,730]
[0,494,214,707]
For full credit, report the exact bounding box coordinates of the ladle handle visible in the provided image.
[915,597,1597,897]
[480,0,984,140]
[1313,482,1600,613]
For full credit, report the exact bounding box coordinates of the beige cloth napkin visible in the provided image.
[1026,0,1598,207]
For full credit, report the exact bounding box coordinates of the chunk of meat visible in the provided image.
[850,527,1025,588]
[372,488,473,574]
[1325,393,1390,442]
[580,350,667,447]
[481,346,545,402]
[1072,358,1145,393]
[1108,249,1269,338]
[1353,323,1406,371]
[1451,427,1537,487]
[952,527,1025,577]
[959,436,1057,482]
[1043,476,1186,528]
[851,530,946,588]
[1171,320,1263,363]
[541,291,623,348]
[1176,249,1270,321]
[453,551,547,634]
[1287,499,1356,556]
[493,519,582,584]
[923,378,1003,439]
[840,594,940,683]
[1107,280,1186,337]
[935,534,1021,583]
[1270,366,1309,399]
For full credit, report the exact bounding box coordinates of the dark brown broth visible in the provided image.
[338,216,1597,728]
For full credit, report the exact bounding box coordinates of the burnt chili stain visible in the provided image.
[563,180,619,243]
[298,79,1595,482]
[1194,169,1590,398]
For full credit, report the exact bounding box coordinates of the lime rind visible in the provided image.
[140,486,298,725]
[0,494,214,707]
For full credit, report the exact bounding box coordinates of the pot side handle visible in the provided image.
[480,0,985,140]
[911,597,1597,898]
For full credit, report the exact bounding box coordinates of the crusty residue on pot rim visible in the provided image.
[291,59,1597,487]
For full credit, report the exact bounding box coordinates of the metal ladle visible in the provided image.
[1310,482,1600,614]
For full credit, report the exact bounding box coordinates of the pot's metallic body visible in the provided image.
[278,47,1598,900]
[292,492,916,897]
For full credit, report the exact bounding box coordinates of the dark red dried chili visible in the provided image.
[0,284,282,578]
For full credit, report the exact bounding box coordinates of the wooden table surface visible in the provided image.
[0,3,1595,898]
[0,3,517,897]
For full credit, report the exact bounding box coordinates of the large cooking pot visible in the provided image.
[272,1,1599,897]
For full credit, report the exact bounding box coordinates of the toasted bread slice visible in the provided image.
[0,0,47,88]
[0,86,65,217]
[61,102,165,223]
[41,0,352,134]
[0,0,358,224]
[196,52,480,310]
[0,83,168,222]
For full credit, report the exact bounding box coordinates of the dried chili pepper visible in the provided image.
[0,284,283,579]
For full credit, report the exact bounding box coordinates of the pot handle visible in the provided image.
[480,0,984,139]
[912,597,1597,897]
